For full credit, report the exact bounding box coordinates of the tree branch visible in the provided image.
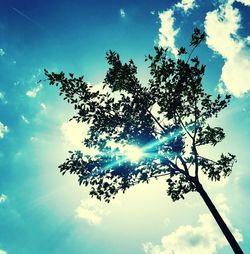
[147,109,166,133]
[122,171,181,189]
[186,45,197,64]
[178,155,189,175]
[193,84,199,179]
[175,111,193,139]
[197,155,217,164]
[162,156,186,175]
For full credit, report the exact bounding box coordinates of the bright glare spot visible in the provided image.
[121,145,144,163]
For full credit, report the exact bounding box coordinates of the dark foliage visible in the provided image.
[45,28,236,203]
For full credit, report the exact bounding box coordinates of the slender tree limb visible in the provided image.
[193,145,199,179]
[193,90,200,179]
[197,155,217,164]
[186,45,197,63]
[178,155,189,175]
[147,109,166,133]
[116,171,179,192]
[175,111,193,139]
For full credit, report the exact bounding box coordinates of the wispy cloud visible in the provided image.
[75,198,111,225]
[205,0,250,96]
[12,7,45,30]
[0,48,5,56]
[30,136,39,142]
[0,91,7,104]
[40,103,47,110]
[0,249,7,254]
[120,8,126,18]
[0,122,8,139]
[216,82,227,95]
[0,194,7,203]
[26,84,42,98]
[21,115,29,124]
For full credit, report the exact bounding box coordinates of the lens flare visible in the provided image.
[121,145,144,163]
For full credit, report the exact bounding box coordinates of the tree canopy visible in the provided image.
[45,28,244,254]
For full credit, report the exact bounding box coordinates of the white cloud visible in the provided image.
[0,48,5,56]
[75,198,111,225]
[61,120,99,156]
[61,120,88,148]
[215,193,230,213]
[0,194,7,203]
[143,214,225,254]
[175,0,198,13]
[143,194,242,254]
[26,83,42,97]
[204,0,250,96]
[120,8,126,18]
[157,0,197,52]
[21,115,29,124]
[235,0,250,5]
[0,249,7,254]
[205,2,242,59]
[221,51,250,96]
[0,122,8,139]
[158,9,179,56]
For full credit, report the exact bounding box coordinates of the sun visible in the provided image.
[122,145,144,163]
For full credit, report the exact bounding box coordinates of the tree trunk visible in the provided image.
[196,182,244,254]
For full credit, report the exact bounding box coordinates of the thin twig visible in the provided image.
[197,155,217,164]
[147,109,166,132]
[178,155,189,175]
[186,45,197,64]
[175,112,193,139]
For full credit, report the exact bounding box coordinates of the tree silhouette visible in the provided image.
[45,29,243,254]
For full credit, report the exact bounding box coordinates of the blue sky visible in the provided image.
[0,0,250,253]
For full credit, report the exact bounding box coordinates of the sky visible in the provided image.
[0,0,250,253]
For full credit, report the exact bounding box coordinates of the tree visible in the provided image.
[45,29,244,254]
